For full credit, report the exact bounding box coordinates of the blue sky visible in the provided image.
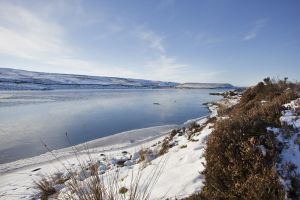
[0,0,299,86]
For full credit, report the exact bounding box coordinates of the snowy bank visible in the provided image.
[0,96,239,200]
[268,98,300,197]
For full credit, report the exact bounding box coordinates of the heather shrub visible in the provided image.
[198,80,300,200]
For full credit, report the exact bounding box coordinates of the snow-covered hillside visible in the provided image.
[0,68,178,90]
[0,68,235,90]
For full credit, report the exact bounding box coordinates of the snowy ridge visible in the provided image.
[0,68,178,90]
[0,68,235,90]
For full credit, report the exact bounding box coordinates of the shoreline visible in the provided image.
[0,113,210,174]
[0,125,176,174]
[0,87,236,91]
[0,94,238,200]
[0,88,222,165]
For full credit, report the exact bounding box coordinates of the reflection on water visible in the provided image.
[0,89,223,163]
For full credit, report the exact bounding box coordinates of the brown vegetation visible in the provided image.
[159,129,178,155]
[34,177,57,200]
[34,158,166,200]
[196,79,300,199]
[35,135,166,200]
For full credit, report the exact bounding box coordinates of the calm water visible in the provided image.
[0,89,223,163]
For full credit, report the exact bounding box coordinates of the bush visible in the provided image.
[180,144,187,149]
[198,80,300,199]
[119,186,128,194]
[34,177,57,200]
[159,130,178,155]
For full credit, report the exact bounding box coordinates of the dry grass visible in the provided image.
[211,102,232,116]
[190,79,300,200]
[159,129,178,155]
[138,148,155,163]
[35,134,167,200]
[183,193,206,200]
[35,157,166,200]
[34,177,57,200]
[295,99,300,115]
[59,156,167,200]
[186,117,216,141]
[186,122,202,140]
[180,144,187,149]
[34,171,71,199]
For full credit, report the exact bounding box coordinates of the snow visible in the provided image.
[0,125,178,174]
[0,125,210,199]
[267,98,300,195]
[0,68,178,90]
[258,145,267,157]
[0,94,240,200]
[0,68,238,90]
[207,95,240,118]
[176,82,234,89]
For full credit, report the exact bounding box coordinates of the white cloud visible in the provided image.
[184,30,222,47]
[156,0,176,10]
[243,18,268,41]
[243,32,257,41]
[44,57,140,78]
[144,55,187,81]
[133,27,223,82]
[144,56,226,82]
[133,26,191,81]
[95,24,124,40]
[0,2,69,59]
[0,1,222,83]
[135,27,165,53]
[196,32,222,47]
[0,1,138,79]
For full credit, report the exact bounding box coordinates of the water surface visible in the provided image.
[0,89,223,163]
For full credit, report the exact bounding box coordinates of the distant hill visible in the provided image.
[0,68,178,90]
[0,68,235,90]
[176,82,234,89]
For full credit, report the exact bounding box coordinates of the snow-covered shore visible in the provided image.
[0,125,179,174]
[0,96,239,200]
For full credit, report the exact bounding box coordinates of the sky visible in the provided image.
[0,0,299,86]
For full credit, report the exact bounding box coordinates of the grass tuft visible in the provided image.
[34,177,57,200]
